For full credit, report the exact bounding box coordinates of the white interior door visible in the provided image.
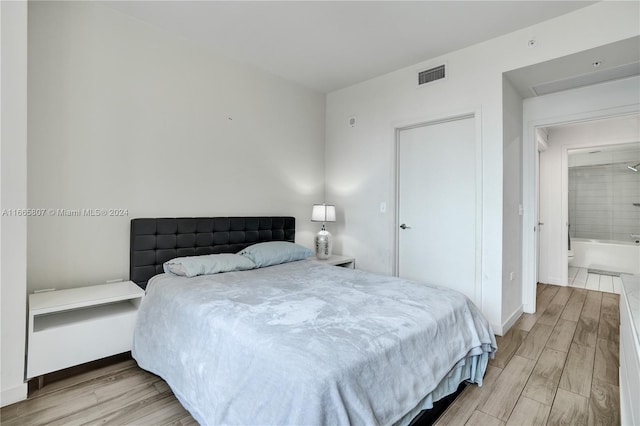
[397,115,478,303]
[535,130,548,286]
[536,149,541,284]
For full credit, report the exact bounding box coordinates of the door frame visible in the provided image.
[393,110,483,308]
[536,130,548,285]
[522,105,639,314]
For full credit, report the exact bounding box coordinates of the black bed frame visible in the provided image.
[129,216,295,289]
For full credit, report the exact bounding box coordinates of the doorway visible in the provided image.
[395,114,481,305]
[523,104,639,313]
[537,118,640,289]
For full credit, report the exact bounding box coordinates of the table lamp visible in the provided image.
[311,204,336,260]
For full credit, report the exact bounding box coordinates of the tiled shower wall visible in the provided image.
[569,162,640,242]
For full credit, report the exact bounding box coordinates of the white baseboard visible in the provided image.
[501,305,524,335]
[545,276,565,286]
[1,383,27,407]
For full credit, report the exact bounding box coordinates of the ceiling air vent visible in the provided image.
[418,65,445,85]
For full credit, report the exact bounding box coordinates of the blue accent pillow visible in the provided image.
[238,241,313,268]
[163,253,256,278]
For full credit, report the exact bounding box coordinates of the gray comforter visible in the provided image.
[132,260,496,425]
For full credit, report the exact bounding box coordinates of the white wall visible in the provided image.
[27,2,326,291]
[502,76,523,328]
[326,1,639,332]
[538,112,640,284]
[1,0,29,406]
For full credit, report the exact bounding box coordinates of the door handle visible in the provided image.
[400,224,411,230]
[538,222,544,226]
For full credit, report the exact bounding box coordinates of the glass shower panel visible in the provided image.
[568,143,640,243]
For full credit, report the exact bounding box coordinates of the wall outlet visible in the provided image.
[379,202,386,213]
[509,272,515,281]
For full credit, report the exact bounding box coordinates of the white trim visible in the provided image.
[561,144,569,285]
[1,383,27,407]
[522,104,639,314]
[546,276,565,286]
[393,109,483,309]
[475,111,484,311]
[536,128,548,152]
[393,130,401,278]
[501,304,524,336]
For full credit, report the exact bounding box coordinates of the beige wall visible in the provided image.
[27,2,326,291]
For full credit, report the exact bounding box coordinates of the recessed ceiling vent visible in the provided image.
[418,65,445,85]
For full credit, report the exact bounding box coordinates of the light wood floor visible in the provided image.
[1,284,619,426]
[435,283,620,426]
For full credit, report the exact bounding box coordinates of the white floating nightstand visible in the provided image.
[309,254,355,269]
[27,281,144,379]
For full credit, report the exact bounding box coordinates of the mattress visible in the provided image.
[132,260,496,425]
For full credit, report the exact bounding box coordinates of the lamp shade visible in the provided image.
[311,204,336,222]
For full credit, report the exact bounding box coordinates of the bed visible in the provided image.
[130,217,497,425]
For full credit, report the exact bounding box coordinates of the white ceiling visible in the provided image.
[505,36,640,99]
[569,139,640,168]
[103,1,597,93]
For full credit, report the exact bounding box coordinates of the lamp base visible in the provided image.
[315,229,333,260]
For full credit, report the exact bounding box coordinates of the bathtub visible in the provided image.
[571,238,640,274]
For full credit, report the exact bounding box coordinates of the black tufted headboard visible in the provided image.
[130,216,295,289]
